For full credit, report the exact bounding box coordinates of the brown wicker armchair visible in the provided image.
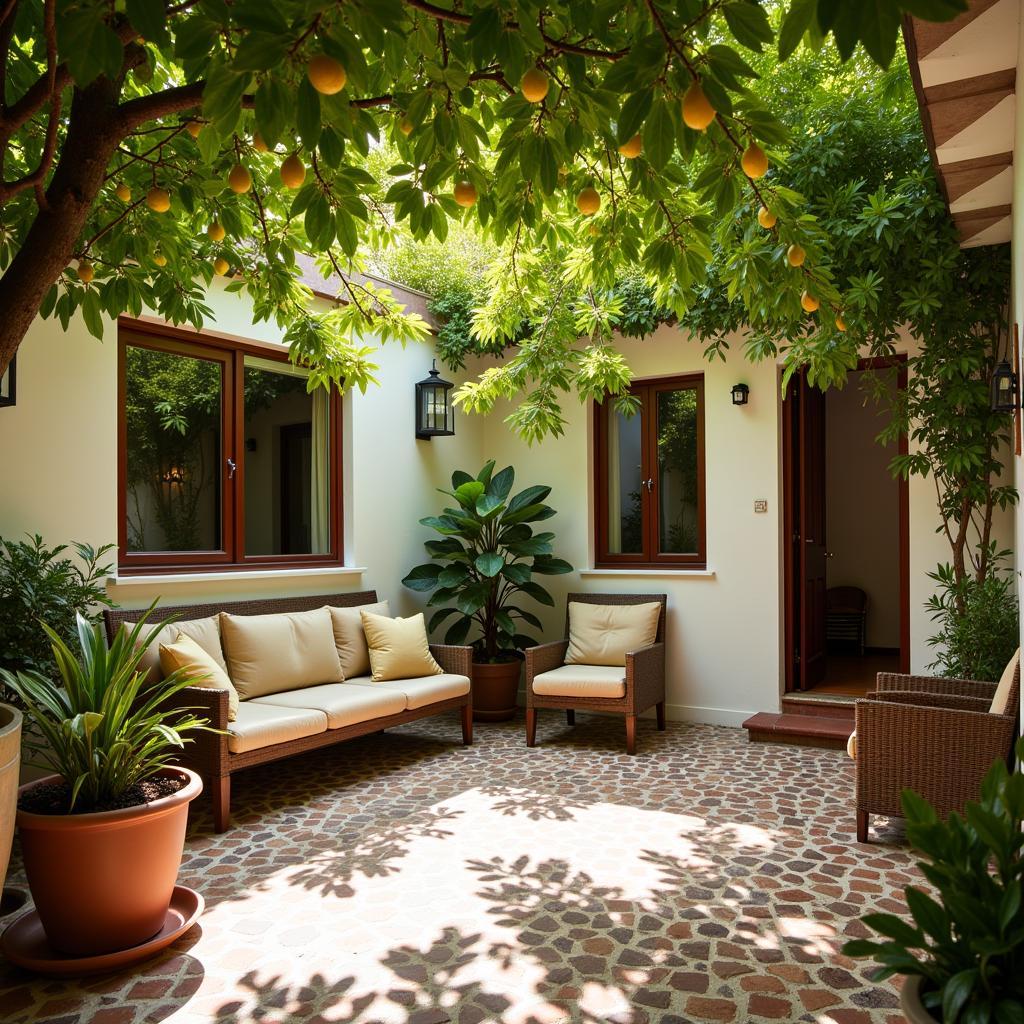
[854,653,1020,843]
[525,593,667,755]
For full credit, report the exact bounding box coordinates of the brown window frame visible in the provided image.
[594,374,706,570]
[117,317,343,575]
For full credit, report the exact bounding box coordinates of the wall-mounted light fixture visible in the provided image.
[161,466,186,486]
[731,382,750,406]
[415,361,455,440]
[991,359,1019,413]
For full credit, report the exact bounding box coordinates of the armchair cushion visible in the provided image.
[990,649,1020,714]
[359,610,443,681]
[532,664,626,699]
[327,600,390,678]
[227,702,328,754]
[251,682,406,729]
[159,631,240,721]
[565,601,661,667]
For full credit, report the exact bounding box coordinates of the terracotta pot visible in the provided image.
[900,976,940,1024]
[0,704,23,895]
[17,766,202,956]
[472,659,522,722]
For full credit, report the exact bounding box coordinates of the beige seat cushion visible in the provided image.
[360,610,443,682]
[220,608,343,700]
[990,649,1020,714]
[226,702,327,754]
[349,673,470,711]
[327,601,390,678]
[159,632,240,722]
[532,664,626,699]
[252,683,406,729]
[125,615,227,684]
[565,601,661,667]
[847,731,857,760]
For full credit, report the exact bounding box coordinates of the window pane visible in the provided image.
[243,358,330,556]
[606,405,644,554]
[125,346,222,552]
[657,388,700,555]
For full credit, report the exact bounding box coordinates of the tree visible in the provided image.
[0,0,965,395]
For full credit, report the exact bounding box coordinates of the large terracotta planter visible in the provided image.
[900,976,939,1023]
[0,704,23,895]
[16,766,202,956]
[472,659,521,722]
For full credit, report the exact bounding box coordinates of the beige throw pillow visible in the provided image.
[159,632,240,722]
[565,601,662,667]
[220,608,343,700]
[125,615,227,685]
[360,610,443,682]
[990,648,1020,715]
[327,601,390,678]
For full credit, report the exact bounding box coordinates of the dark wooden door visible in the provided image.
[797,374,828,689]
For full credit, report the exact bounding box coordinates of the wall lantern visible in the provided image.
[991,359,1019,412]
[415,361,455,440]
[0,355,16,408]
[161,466,186,486]
[731,382,750,406]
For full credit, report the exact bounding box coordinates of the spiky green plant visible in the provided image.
[0,609,212,812]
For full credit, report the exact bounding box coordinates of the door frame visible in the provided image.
[782,355,910,693]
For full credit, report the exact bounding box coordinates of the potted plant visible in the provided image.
[843,739,1024,1023]
[403,461,572,721]
[0,612,210,956]
[0,701,22,896]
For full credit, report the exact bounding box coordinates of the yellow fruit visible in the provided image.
[398,115,414,136]
[77,260,94,283]
[757,206,777,229]
[153,252,167,267]
[228,164,252,194]
[682,81,715,131]
[115,182,131,203]
[618,134,642,159]
[576,187,601,216]
[801,290,819,313]
[521,68,549,104]
[185,120,202,138]
[252,132,269,153]
[835,315,847,332]
[280,154,306,189]
[307,54,347,95]
[207,220,226,242]
[146,186,170,212]
[741,142,768,179]
[213,257,230,276]
[787,243,806,267]
[453,181,477,208]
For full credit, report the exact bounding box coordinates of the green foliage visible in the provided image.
[0,608,213,812]
[402,461,572,661]
[925,553,1020,683]
[843,740,1024,1023]
[0,1,967,418]
[0,535,115,705]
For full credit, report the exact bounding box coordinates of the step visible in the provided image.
[742,712,854,751]
[781,693,856,721]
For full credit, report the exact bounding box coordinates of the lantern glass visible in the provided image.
[731,383,749,406]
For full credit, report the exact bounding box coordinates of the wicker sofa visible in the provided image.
[104,591,472,832]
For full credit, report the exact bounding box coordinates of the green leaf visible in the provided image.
[444,616,473,645]
[489,465,515,499]
[81,290,105,341]
[296,78,323,149]
[476,493,505,519]
[723,1,773,52]
[778,0,815,59]
[475,552,504,577]
[454,480,486,507]
[618,89,654,144]
[508,486,552,512]
[402,563,442,592]
[125,0,170,46]
[942,969,979,1024]
[531,556,572,575]
[643,96,674,172]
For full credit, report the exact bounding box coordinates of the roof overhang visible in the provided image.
[903,0,1018,247]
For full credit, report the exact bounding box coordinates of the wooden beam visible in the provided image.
[911,0,1003,59]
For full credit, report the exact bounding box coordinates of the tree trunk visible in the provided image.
[0,79,124,376]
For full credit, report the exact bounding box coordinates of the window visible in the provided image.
[118,323,342,572]
[594,375,705,569]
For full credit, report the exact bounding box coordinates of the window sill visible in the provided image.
[580,567,716,578]
[108,566,367,586]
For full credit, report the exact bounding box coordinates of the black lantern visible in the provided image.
[415,361,455,439]
[991,359,1018,413]
[731,382,749,406]
[0,354,15,408]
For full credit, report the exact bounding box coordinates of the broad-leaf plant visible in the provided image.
[403,461,571,662]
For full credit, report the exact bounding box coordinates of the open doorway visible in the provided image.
[783,358,910,696]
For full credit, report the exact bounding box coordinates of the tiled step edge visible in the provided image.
[742,712,853,751]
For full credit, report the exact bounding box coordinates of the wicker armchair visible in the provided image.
[525,593,667,755]
[854,654,1020,843]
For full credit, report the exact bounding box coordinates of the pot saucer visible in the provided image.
[0,884,203,976]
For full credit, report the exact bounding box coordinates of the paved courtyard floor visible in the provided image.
[0,714,917,1024]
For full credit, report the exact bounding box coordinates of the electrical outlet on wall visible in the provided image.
[753,499,768,513]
